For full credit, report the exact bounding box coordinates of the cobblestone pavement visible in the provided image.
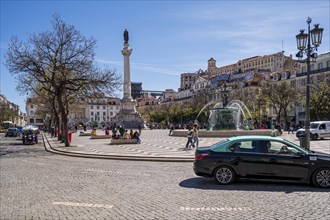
[46,129,330,158]
[1,132,329,220]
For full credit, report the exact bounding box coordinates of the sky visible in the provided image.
[1,0,329,113]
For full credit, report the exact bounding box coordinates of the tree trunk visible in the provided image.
[57,91,70,147]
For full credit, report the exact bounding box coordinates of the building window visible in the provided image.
[103,106,106,110]
[97,112,100,115]
[91,112,94,116]
[97,106,100,109]
[91,106,93,109]
[29,118,34,123]
[327,61,330,68]
[318,63,323,70]
[310,64,314,71]
[30,105,34,108]
[302,66,307,73]
[103,112,106,116]
[36,119,43,123]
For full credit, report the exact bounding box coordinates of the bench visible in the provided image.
[79,132,92,136]
[90,135,112,139]
[110,139,138,145]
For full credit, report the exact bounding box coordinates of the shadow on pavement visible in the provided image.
[179,177,329,193]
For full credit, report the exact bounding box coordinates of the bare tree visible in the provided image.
[6,14,121,146]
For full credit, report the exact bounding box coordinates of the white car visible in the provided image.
[296,121,330,140]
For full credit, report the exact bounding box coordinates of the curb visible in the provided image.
[42,134,194,162]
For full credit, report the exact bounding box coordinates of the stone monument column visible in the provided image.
[110,29,144,128]
[122,41,133,101]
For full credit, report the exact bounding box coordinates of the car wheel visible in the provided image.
[312,134,318,140]
[214,166,236,185]
[312,168,330,188]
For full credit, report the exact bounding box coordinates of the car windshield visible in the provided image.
[283,140,309,154]
[310,123,319,129]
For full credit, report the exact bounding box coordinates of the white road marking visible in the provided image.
[180,206,253,211]
[52,202,113,209]
[86,169,151,176]
[87,169,123,174]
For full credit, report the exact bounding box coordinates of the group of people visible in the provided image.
[185,124,199,149]
[110,125,142,144]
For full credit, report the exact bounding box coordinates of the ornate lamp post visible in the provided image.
[295,17,323,149]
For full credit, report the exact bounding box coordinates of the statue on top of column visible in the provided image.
[123,29,129,43]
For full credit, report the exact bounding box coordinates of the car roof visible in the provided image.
[227,135,285,142]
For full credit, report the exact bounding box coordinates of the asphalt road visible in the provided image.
[0,132,329,220]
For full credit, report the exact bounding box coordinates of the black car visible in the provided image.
[5,128,19,137]
[194,136,330,188]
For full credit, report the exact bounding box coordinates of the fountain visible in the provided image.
[174,97,276,137]
[208,100,253,131]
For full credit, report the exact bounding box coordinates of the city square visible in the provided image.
[1,129,330,220]
[1,1,330,220]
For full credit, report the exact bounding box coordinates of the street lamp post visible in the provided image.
[295,17,323,149]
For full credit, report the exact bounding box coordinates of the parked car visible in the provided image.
[296,121,330,140]
[5,128,19,137]
[22,129,38,145]
[194,136,330,188]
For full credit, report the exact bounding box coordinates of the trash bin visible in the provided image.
[299,137,307,149]
[68,131,72,143]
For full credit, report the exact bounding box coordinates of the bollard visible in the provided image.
[68,131,72,143]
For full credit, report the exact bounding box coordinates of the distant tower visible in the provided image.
[207,58,217,75]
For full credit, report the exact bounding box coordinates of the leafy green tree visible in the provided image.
[260,81,301,129]
[310,81,330,121]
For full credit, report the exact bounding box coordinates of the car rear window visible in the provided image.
[210,139,230,152]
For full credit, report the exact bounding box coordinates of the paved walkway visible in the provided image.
[43,129,330,161]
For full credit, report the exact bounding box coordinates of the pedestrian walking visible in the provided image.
[169,123,174,136]
[277,124,283,135]
[185,127,194,149]
[288,124,294,134]
[193,123,199,148]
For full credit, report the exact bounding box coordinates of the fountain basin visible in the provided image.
[172,129,279,137]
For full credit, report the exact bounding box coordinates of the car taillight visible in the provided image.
[195,154,209,160]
